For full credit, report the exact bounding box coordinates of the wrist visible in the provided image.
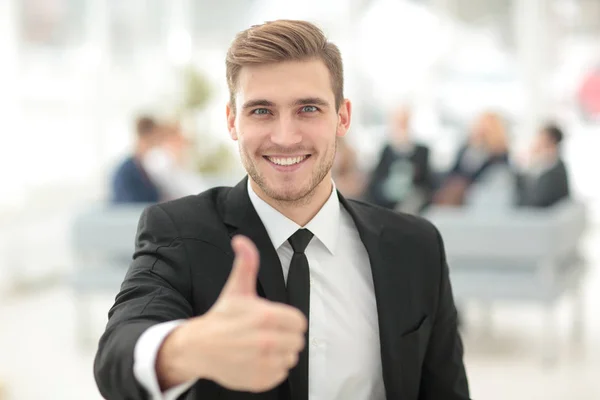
[156,316,212,387]
[155,323,194,391]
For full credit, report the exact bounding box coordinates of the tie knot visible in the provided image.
[288,229,314,254]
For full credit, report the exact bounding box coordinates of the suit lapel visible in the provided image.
[223,177,288,303]
[340,195,417,400]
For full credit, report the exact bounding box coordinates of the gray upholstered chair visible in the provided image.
[424,199,588,363]
[70,204,149,346]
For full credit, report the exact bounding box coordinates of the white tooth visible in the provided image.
[269,156,306,166]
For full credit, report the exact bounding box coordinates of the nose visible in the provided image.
[270,115,302,147]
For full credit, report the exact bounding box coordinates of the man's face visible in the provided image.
[531,130,555,156]
[227,59,351,203]
[391,107,411,142]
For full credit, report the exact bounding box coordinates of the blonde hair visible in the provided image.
[225,20,344,112]
[478,111,509,154]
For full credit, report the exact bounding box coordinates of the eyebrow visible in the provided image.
[241,97,331,110]
[242,99,275,110]
[292,97,330,108]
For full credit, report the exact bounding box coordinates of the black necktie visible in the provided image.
[287,229,313,400]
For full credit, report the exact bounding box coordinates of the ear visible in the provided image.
[336,99,352,138]
[226,103,238,141]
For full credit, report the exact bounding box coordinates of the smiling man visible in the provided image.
[94,20,470,400]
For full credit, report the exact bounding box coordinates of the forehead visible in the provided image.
[235,59,334,104]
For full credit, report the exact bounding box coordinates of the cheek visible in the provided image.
[304,117,337,138]
[237,124,265,152]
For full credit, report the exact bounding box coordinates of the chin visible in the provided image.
[256,175,312,201]
[268,183,312,202]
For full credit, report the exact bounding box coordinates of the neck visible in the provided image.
[250,175,333,227]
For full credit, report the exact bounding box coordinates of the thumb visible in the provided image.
[220,235,260,298]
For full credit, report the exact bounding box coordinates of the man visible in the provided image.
[94,20,470,400]
[516,123,570,207]
[365,105,432,211]
[142,121,206,201]
[110,115,162,203]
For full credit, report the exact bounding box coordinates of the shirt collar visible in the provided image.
[247,179,340,255]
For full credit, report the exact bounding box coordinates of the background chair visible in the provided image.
[424,199,588,364]
[69,204,150,347]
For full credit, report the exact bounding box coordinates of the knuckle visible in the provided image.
[286,352,299,367]
[296,335,305,352]
[294,310,307,330]
[249,375,269,392]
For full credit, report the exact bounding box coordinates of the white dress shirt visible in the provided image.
[134,181,385,400]
[142,147,207,201]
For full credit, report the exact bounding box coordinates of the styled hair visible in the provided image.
[135,115,157,137]
[226,20,344,111]
[543,123,564,145]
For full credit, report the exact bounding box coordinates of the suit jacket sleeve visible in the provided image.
[94,204,194,399]
[419,227,470,400]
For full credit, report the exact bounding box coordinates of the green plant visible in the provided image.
[181,65,212,112]
[176,66,237,175]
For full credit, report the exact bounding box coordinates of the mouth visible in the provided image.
[263,155,311,171]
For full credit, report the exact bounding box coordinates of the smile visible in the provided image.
[264,155,310,166]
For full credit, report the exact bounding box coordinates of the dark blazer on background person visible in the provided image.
[516,159,570,207]
[111,156,160,204]
[448,144,509,183]
[366,143,432,209]
[94,177,470,400]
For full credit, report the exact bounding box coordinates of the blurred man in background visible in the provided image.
[515,123,570,207]
[142,120,205,201]
[110,115,162,204]
[365,105,432,212]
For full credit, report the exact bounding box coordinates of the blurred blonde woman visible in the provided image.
[433,111,510,205]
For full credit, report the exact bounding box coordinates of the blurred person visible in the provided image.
[94,20,470,400]
[110,115,162,204]
[433,111,509,206]
[331,136,365,199]
[365,105,432,211]
[515,123,570,207]
[143,121,207,201]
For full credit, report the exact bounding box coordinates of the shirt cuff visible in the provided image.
[133,320,196,400]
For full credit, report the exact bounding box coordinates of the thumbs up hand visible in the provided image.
[218,235,263,299]
[156,235,307,393]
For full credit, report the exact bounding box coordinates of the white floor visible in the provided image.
[1,230,599,400]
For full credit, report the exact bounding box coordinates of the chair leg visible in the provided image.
[571,289,584,344]
[542,301,558,367]
[480,302,493,337]
[75,292,91,349]
[0,379,7,400]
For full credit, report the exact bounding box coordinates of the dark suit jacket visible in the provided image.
[366,143,432,209]
[111,156,160,204]
[94,177,470,400]
[448,145,509,183]
[516,159,570,207]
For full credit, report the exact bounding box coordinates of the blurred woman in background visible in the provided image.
[433,111,510,206]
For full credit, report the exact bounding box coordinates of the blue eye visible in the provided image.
[301,105,318,113]
[253,108,270,115]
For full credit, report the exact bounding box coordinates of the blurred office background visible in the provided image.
[1,0,600,398]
